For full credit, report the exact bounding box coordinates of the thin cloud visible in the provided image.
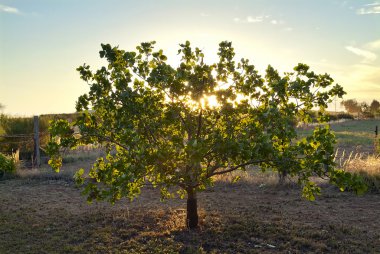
[366,2,380,6]
[233,15,269,23]
[247,15,265,23]
[357,2,380,14]
[345,46,377,63]
[270,19,284,25]
[283,27,293,32]
[0,4,20,14]
[366,39,380,50]
[270,20,278,25]
[344,64,380,94]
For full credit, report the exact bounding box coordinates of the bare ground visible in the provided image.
[0,171,379,254]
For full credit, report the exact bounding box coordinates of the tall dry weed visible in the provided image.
[339,154,380,192]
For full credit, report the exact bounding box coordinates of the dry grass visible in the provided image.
[1,162,379,253]
[212,167,279,185]
[343,155,380,192]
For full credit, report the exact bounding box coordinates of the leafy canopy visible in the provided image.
[47,41,366,203]
[370,100,380,113]
[341,99,362,115]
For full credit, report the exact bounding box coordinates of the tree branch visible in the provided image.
[82,133,130,151]
[196,107,202,139]
[208,159,267,177]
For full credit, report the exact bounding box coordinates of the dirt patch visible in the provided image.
[1,175,379,253]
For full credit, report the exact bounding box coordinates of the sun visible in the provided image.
[200,95,219,109]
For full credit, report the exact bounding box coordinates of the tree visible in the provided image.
[370,100,380,114]
[0,103,5,136]
[47,41,366,229]
[341,99,361,117]
[361,102,375,119]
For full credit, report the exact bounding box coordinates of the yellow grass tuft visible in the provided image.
[343,155,380,192]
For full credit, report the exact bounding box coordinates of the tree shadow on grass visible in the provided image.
[1,179,378,254]
[58,205,376,254]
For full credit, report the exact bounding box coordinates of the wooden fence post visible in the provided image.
[375,126,379,154]
[33,115,40,167]
[12,149,19,163]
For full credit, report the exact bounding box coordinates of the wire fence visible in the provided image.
[0,130,102,168]
[1,115,378,169]
[0,133,43,167]
[0,114,48,167]
[0,133,48,147]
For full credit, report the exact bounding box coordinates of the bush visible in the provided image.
[336,113,354,120]
[362,111,375,119]
[0,153,16,179]
[327,114,338,121]
[375,138,380,155]
[344,155,380,193]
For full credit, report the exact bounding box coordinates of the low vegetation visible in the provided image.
[343,155,380,193]
[0,153,16,179]
[0,163,379,253]
[341,99,380,119]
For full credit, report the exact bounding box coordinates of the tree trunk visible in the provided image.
[278,170,287,185]
[186,188,198,229]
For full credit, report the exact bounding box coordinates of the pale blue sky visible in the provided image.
[1,0,379,115]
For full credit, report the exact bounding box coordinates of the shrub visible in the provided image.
[0,153,16,179]
[362,111,375,119]
[336,113,354,120]
[344,155,380,193]
[327,114,338,121]
[375,138,380,155]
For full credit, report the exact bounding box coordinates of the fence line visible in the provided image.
[0,132,48,138]
[1,116,379,168]
[0,115,42,167]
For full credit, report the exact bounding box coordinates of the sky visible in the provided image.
[0,0,379,116]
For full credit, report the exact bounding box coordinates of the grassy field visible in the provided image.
[0,119,379,253]
[298,119,379,154]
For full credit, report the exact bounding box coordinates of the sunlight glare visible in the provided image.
[200,95,219,109]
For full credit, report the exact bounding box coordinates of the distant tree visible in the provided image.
[47,41,366,229]
[0,104,5,136]
[361,102,370,113]
[0,117,4,136]
[370,100,380,114]
[361,102,374,119]
[341,99,361,117]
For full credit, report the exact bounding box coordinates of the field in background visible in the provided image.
[0,119,379,253]
[298,119,378,154]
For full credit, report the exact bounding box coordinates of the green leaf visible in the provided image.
[232,175,241,183]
